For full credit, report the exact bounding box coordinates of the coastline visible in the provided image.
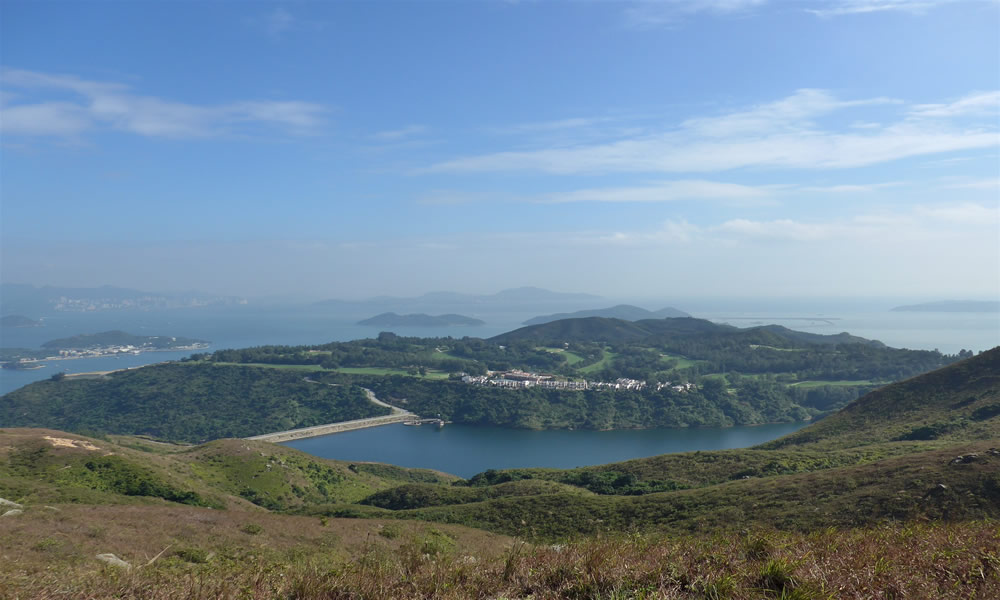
[2,344,209,366]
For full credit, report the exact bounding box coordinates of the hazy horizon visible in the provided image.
[2,1,998,301]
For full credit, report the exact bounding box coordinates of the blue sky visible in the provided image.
[2,0,998,300]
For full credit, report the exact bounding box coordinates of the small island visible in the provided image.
[1,314,42,328]
[357,312,485,327]
[0,330,210,367]
[891,300,1000,313]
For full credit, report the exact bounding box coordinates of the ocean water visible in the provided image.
[1,302,997,396]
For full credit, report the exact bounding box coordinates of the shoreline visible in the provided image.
[2,345,209,366]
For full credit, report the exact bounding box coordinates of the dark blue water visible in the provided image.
[283,421,809,478]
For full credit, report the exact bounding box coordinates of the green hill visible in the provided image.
[522,304,690,325]
[1,349,997,598]
[492,315,882,347]
[762,346,1000,450]
[0,363,389,443]
[322,349,1000,538]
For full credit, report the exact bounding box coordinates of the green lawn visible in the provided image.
[537,347,586,365]
[209,362,449,380]
[659,353,705,370]
[211,362,328,372]
[336,367,450,380]
[791,380,879,388]
[577,349,617,374]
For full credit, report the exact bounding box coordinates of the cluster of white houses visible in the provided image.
[460,369,696,393]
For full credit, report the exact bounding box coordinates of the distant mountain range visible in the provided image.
[358,313,485,327]
[0,283,247,314]
[522,304,689,325]
[891,300,1000,313]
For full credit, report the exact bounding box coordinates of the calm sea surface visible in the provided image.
[283,421,809,478]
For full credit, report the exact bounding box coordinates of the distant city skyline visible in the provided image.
[2,0,998,299]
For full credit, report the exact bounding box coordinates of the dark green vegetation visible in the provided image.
[0,351,997,598]
[0,363,388,443]
[314,349,996,539]
[0,428,455,511]
[328,372,815,429]
[891,300,1000,312]
[523,304,690,325]
[40,329,208,350]
[3,317,966,439]
[179,317,958,431]
[358,312,485,327]
[0,314,41,327]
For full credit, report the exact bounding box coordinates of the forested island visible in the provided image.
[2,316,970,442]
[358,313,485,327]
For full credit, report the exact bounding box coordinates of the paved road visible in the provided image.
[245,384,413,443]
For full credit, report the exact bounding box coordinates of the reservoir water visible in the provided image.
[282,421,809,478]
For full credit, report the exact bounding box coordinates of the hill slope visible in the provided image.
[763,346,1000,450]
[0,363,388,443]
[523,304,690,325]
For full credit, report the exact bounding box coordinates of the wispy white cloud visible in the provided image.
[265,7,295,38]
[244,7,311,39]
[941,178,1000,190]
[423,89,999,175]
[540,180,773,203]
[625,0,767,27]
[625,0,992,25]
[372,125,429,141]
[583,201,997,247]
[806,0,980,17]
[909,91,1000,119]
[915,202,1000,224]
[0,68,328,139]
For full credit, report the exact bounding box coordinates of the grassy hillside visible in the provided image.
[2,513,995,599]
[313,350,1000,539]
[1,346,998,598]
[0,428,455,511]
[368,441,999,538]
[0,363,388,443]
[762,346,1000,450]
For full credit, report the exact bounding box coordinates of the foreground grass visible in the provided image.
[2,513,995,599]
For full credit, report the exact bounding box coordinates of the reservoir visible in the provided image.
[283,421,809,478]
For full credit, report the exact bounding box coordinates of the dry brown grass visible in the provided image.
[2,502,996,599]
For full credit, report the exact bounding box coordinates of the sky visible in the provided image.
[2,0,998,301]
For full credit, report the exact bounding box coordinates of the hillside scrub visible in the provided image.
[2,515,996,599]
